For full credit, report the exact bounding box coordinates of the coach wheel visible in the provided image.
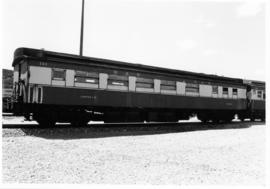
[197,113,210,123]
[238,115,245,122]
[34,111,56,127]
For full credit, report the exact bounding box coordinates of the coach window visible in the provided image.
[186,83,199,93]
[160,80,176,91]
[52,68,66,81]
[75,77,98,84]
[108,75,128,86]
[74,71,99,84]
[212,86,218,94]
[222,87,228,95]
[136,77,154,88]
[232,88,238,96]
[263,92,265,100]
[257,90,262,98]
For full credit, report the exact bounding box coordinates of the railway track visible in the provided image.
[2,122,196,129]
[2,121,264,141]
[2,113,14,117]
[2,120,263,129]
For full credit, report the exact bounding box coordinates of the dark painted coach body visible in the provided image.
[12,48,265,126]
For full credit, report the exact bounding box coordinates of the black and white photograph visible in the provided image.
[1,0,268,187]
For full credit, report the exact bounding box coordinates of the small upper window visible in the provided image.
[222,87,228,95]
[233,88,238,96]
[52,68,66,81]
[212,86,218,94]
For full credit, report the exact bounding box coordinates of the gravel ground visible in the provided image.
[2,121,266,185]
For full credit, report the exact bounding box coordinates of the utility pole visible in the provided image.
[79,0,85,56]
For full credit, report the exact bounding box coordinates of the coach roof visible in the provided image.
[13,47,246,84]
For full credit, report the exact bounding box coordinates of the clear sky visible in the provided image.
[1,0,266,81]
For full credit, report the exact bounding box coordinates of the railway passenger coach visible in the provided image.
[12,48,265,126]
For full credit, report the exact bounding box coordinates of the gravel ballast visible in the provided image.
[2,123,266,185]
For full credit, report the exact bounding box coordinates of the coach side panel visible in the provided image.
[26,62,247,111]
[41,86,246,110]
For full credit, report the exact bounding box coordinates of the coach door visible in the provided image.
[15,62,28,103]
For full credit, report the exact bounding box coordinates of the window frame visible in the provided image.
[74,71,99,84]
[136,77,154,89]
[232,88,238,96]
[108,74,128,87]
[185,83,199,93]
[160,80,176,91]
[212,86,218,94]
[222,87,229,95]
[52,68,66,81]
